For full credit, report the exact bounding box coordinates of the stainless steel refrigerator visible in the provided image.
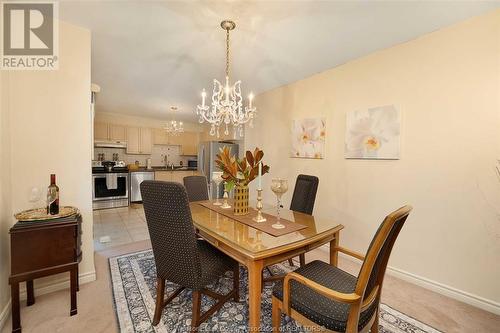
[198,141,239,199]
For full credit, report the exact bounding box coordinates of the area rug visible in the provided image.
[109,250,442,333]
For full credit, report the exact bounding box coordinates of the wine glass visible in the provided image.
[28,187,42,209]
[270,178,288,229]
[212,172,223,205]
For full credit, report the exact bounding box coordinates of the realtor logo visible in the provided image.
[1,1,58,70]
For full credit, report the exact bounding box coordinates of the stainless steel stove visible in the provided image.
[92,161,129,210]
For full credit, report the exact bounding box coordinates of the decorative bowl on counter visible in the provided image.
[127,164,140,171]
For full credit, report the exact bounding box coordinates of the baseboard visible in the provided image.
[19,270,96,301]
[0,300,11,332]
[386,265,500,315]
[0,271,96,331]
[317,245,500,315]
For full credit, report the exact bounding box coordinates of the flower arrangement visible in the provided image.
[215,146,270,192]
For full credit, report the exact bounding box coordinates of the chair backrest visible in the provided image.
[183,175,209,202]
[289,174,319,215]
[140,180,201,288]
[355,205,412,303]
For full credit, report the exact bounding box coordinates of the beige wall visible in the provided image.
[246,9,500,312]
[95,111,203,132]
[0,20,94,317]
[0,59,13,324]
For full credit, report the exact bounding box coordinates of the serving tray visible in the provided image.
[14,206,79,222]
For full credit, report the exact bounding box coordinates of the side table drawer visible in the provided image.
[11,225,77,276]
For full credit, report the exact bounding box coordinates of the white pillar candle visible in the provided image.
[258,162,262,190]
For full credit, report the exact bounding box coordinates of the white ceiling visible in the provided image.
[60,1,500,122]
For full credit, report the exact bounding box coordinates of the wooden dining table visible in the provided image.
[189,201,344,332]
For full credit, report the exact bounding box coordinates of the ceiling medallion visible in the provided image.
[196,20,256,138]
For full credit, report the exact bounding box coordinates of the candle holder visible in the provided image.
[252,189,267,223]
[221,187,231,209]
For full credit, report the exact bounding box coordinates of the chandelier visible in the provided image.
[196,20,256,138]
[164,106,184,136]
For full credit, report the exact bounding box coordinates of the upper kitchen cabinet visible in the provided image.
[109,124,127,141]
[153,128,168,145]
[140,128,152,154]
[94,122,127,142]
[94,122,109,140]
[127,127,152,154]
[180,132,199,156]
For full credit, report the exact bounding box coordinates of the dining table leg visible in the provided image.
[247,259,264,332]
[330,230,340,267]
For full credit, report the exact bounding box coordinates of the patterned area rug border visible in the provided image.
[109,249,443,333]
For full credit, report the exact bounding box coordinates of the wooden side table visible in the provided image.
[9,214,82,333]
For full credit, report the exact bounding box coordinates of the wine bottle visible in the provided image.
[46,174,59,215]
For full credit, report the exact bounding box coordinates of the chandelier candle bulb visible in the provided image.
[249,93,254,109]
[201,90,206,107]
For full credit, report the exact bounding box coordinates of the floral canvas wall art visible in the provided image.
[345,105,400,159]
[291,118,326,159]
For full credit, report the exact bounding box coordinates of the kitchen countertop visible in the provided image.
[130,166,198,173]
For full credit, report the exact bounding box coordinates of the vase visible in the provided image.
[233,184,249,215]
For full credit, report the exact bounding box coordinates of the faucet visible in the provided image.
[164,155,174,170]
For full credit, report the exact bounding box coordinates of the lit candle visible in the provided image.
[249,92,254,109]
[201,89,206,108]
[258,162,262,190]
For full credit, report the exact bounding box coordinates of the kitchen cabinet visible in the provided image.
[180,132,199,156]
[140,128,152,154]
[126,127,152,154]
[94,122,109,140]
[153,128,168,145]
[154,170,198,183]
[126,127,140,153]
[94,122,126,142]
[109,124,127,141]
[152,130,199,156]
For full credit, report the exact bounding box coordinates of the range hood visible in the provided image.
[94,140,127,148]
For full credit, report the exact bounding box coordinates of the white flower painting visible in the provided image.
[291,118,326,159]
[345,105,400,159]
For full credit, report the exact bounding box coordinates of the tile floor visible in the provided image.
[93,204,149,251]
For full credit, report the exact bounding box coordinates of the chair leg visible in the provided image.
[272,296,281,332]
[191,290,202,331]
[299,253,306,267]
[371,308,379,333]
[288,258,295,266]
[152,277,165,326]
[233,265,240,302]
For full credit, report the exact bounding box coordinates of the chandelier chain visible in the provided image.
[225,28,230,78]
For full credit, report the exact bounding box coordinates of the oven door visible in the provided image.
[92,173,129,201]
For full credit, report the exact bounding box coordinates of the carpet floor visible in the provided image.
[110,249,442,333]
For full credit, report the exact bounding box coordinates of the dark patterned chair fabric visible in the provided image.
[140,180,237,290]
[183,175,209,202]
[289,174,319,215]
[273,260,377,332]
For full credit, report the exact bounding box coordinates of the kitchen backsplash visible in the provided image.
[94,145,196,166]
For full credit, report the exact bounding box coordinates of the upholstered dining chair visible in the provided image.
[140,180,240,330]
[289,174,319,266]
[272,205,412,333]
[183,175,209,202]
